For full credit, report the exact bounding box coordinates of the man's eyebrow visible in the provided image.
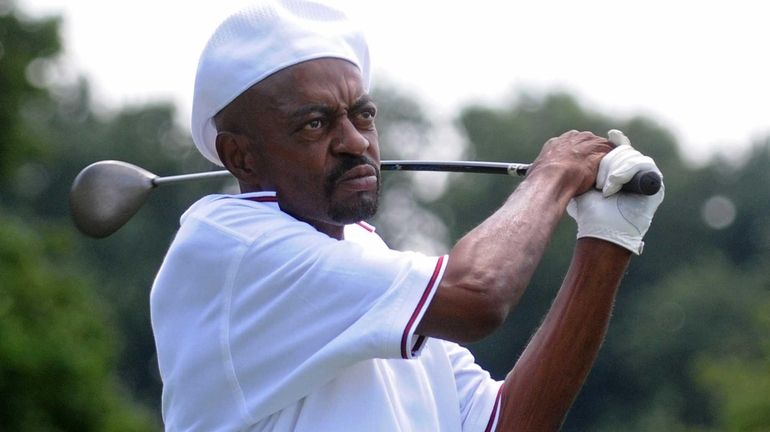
[289,103,334,119]
[289,95,375,120]
[351,95,375,111]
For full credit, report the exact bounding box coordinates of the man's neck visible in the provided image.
[239,182,346,240]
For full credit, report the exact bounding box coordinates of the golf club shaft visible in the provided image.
[151,160,529,186]
[152,160,660,195]
[152,169,232,185]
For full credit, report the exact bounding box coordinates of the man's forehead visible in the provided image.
[252,58,368,108]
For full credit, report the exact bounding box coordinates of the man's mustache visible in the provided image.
[326,156,380,186]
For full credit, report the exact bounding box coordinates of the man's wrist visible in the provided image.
[576,225,643,255]
[524,163,586,207]
[575,237,634,259]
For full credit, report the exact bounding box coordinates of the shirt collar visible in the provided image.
[232,191,376,234]
[236,191,278,204]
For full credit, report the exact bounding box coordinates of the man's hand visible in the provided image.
[528,130,615,198]
[567,130,665,255]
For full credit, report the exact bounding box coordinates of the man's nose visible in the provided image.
[331,117,369,155]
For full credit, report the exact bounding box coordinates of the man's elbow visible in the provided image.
[423,270,522,344]
[454,286,511,343]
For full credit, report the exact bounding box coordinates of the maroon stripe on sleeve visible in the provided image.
[484,385,504,432]
[400,255,445,359]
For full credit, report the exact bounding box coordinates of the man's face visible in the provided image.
[237,58,380,237]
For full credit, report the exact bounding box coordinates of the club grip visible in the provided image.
[620,170,662,195]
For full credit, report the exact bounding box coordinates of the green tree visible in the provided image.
[0,0,60,182]
[0,214,155,431]
[597,255,767,431]
[697,332,770,431]
[0,2,159,429]
[1,0,232,410]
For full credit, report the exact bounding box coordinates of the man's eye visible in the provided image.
[305,119,324,130]
[357,110,376,121]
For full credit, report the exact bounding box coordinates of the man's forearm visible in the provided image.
[496,238,631,431]
[418,168,579,342]
[417,130,616,343]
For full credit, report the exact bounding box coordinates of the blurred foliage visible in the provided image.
[693,259,770,432]
[0,0,60,181]
[370,83,454,253]
[2,0,769,430]
[0,3,158,430]
[0,214,155,431]
[0,2,227,429]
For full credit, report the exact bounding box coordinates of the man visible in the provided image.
[150,1,664,431]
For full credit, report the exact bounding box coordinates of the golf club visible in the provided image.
[69,160,661,238]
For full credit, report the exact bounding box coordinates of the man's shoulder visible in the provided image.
[177,192,298,243]
[342,221,387,248]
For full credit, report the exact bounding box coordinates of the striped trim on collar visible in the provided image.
[356,221,375,232]
[242,195,278,203]
[236,191,278,204]
[236,191,377,234]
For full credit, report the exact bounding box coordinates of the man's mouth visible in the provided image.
[336,164,378,192]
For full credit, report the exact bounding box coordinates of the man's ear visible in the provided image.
[215,131,261,185]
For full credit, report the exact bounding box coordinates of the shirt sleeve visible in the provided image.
[443,342,504,432]
[224,212,447,422]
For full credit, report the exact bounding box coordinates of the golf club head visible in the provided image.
[69,160,156,238]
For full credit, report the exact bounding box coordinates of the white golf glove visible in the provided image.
[597,129,661,197]
[567,130,664,255]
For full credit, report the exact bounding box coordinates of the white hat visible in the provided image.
[191,0,371,166]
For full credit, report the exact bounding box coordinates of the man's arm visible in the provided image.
[415,129,661,429]
[496,238,630,430]
[417,130,612,342]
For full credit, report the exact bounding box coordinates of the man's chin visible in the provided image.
[329,192,379,224]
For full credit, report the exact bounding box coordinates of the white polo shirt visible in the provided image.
[151,191,503,431]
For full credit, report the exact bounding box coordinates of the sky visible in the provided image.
[19,0,770,165]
